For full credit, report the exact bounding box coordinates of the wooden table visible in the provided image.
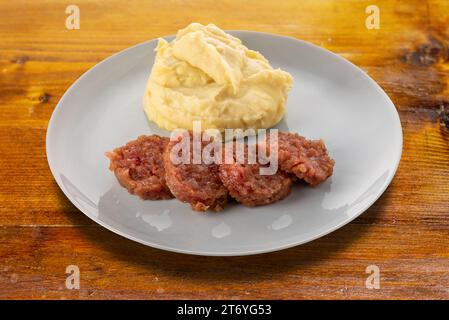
[1,0,448,300]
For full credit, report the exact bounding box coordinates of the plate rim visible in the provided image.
[46,30,403,256]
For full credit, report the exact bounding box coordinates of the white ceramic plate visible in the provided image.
[46,31,402,256]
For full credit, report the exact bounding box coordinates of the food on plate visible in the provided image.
[266,132,335,186]
[106,131,334,211]
[105,135,173,200]
[219,142,293,206]
[163,132,228,212]
[143,22,293,131]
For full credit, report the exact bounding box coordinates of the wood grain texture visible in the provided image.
[0,0,448,299]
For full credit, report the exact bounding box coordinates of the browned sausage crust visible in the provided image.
[106,135,173,200]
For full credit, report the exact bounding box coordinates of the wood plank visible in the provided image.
[0,0,448,299]
[0,223,448,299]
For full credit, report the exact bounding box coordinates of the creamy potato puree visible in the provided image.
[143,23,292,131]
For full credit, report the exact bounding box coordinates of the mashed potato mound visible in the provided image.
[143,23,292,131]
